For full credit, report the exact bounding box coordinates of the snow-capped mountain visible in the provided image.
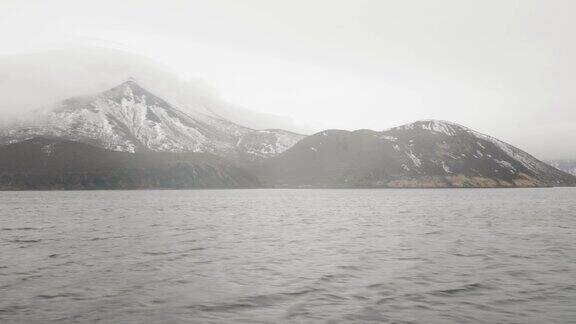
[255,120,576,187]
[0,80,304,160]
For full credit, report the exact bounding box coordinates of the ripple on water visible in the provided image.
[0,188,575,323]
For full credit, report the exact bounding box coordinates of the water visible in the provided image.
[1,188,575,323]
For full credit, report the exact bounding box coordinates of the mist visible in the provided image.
[0,47,307,133]
[1,0,576,159]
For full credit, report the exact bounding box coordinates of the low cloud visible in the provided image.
[0,46,310,134]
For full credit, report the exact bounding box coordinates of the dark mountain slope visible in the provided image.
[0,137,260,190]
[255,120,576,188]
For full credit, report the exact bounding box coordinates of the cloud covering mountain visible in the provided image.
[0,47,309,134]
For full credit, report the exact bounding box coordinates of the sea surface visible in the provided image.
[1,188,575,323]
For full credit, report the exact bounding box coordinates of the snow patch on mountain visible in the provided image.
[467,129,548,175]
[394,119,557,177]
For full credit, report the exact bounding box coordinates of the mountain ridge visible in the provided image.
[254,120,576,188]
[0,82,574,189]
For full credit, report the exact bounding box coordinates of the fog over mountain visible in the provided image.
[0,79,304,161]
[0,47,307,133]
[1,1,576,159]
[1,80,573,189]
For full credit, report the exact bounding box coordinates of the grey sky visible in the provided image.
[0,0,575,159]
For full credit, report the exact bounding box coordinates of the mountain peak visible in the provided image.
[109,78,147,93]
[98,79,163,106]
[391,119,469,136]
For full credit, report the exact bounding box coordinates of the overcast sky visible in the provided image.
[1,0,575,159]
